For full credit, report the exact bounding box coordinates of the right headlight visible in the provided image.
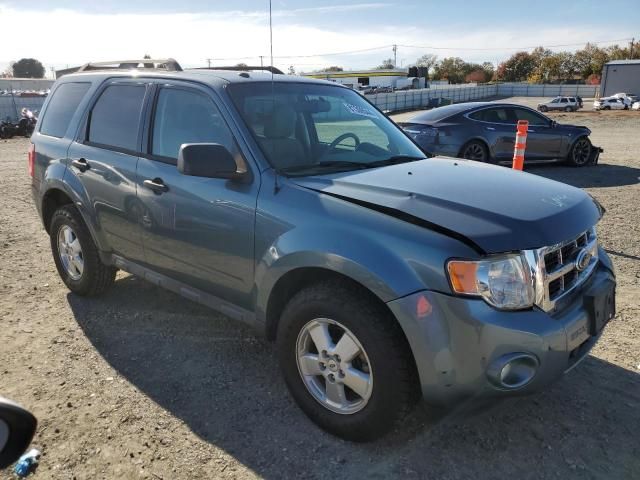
[446,254,534,310]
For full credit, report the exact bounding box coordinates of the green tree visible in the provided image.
[325,66,344,72]
[12,58,45,78]
[497,51,536,82]
[433,57,468,83]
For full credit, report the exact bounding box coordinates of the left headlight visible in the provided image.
[446,254,534,310]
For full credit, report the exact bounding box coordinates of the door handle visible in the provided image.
[527,129,536,133]
[71,158,90,172]
[143,178,169,194]
[485,126,496,131]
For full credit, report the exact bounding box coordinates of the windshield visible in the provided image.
[227,82,425,175]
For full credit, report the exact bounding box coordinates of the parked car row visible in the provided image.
[0,89,49,97]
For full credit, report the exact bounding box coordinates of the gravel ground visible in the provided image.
[1,103,639,479]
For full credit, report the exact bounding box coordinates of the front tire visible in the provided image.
[564,106,572,112]
[50,205,116,296]
[567,137,592,167]
[539,106,548,112]
[277,281,418,441]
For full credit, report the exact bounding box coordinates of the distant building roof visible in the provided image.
[302,69,407,79]
[604,59,640,66]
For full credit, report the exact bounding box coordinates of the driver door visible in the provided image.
[509,107,563,160]
[135,83,258,308]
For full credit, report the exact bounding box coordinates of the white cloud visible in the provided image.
[0,4,633,76]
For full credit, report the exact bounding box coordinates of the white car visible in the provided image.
[632,101,640,111]
[594,97,627,110]
[611,93,638,106]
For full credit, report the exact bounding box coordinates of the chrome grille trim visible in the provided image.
[523,227,598,312]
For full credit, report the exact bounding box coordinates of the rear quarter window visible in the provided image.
[39,82,91,138]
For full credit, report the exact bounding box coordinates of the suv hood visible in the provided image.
[293,157,602,254]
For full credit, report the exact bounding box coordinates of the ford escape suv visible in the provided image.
[30,59,616,441]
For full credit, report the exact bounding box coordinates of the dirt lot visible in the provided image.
[1,104,639,479]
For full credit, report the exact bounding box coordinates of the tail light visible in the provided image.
[28,144,35,177]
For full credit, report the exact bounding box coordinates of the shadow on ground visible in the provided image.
[526,162,640,189]
[67,275,640,479]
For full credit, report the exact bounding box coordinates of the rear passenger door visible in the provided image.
[469,107,516,161]
[135,82,258,309]
[66,80,149,263]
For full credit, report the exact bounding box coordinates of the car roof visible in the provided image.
[407,102,531,123]
[56,68,335,88]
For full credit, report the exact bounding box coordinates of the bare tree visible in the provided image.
[415,54,438,74]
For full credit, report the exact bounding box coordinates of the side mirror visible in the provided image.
[177,143,243,180]
[0,397,37,469]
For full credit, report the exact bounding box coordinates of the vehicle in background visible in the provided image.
[537,96,581,112]
[30,61,616,441]
[399,102,597,166]
[593,97,627,110]
[632,101,640,111]
[611,92,637,106]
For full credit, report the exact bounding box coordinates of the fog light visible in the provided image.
[487,353,538,390]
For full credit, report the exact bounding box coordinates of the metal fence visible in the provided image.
[368,83,600,113]
[0,96,46,122]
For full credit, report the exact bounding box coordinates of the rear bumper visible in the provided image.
[387,252,616,406]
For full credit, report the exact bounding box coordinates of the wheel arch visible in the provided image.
[42,188,74,234]
[263,266,421,395]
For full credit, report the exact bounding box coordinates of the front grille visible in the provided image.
[534,227,598,311]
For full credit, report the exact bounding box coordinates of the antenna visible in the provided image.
[268,0,281,193]
[269,0,274,79]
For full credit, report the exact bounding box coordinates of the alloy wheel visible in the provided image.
[462,143,487,162]
[296,318,373,415]
[57,225,84,280]
[572,138,591,166]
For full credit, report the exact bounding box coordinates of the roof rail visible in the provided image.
[77,58,183,72]
[193,65,284,75]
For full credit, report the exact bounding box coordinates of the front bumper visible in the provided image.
[387,251,616,406]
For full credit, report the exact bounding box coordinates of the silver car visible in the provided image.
[538,96,580,112]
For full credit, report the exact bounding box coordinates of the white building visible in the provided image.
[301,69,424,90]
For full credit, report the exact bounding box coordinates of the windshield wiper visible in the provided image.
[280,160,370,175]
[279,156,426,176]
[365,155,426,168]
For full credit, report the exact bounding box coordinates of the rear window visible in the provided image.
[408,103,471,122]
[88,84,146,152]
[469,107,512,123]
[39,82,91,138]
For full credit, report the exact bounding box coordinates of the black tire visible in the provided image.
[564,106,572,112]
[604,106,611,110]
[539,106,548,112]
[277,281,418,442]
[459,140,490,163]
[50,205,116,296]
[567,136,592,167]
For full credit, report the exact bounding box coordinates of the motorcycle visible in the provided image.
[15,108,38,137]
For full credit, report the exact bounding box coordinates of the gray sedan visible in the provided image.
[398,102,594,167]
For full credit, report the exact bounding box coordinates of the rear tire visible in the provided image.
[277,281,418,442]
[459,140,490,163]
[50,205,116,296]
[564,106,572,112]
[567,136,592,167]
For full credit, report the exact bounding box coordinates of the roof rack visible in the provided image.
[77,58,183,72]
[194,65,284,75]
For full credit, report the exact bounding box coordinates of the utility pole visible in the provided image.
[630,38,635,59]
[206,58,212,68]
[259,55,264,67]
[392,44,397,68]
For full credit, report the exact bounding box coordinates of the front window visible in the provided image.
[227,82,424,175]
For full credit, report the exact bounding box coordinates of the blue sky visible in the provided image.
[0,0,637,75]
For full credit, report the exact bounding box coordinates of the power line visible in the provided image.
[205,37,634,64]
[397,37,634,52]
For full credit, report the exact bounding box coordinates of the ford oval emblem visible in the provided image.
[575,249,592,272]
